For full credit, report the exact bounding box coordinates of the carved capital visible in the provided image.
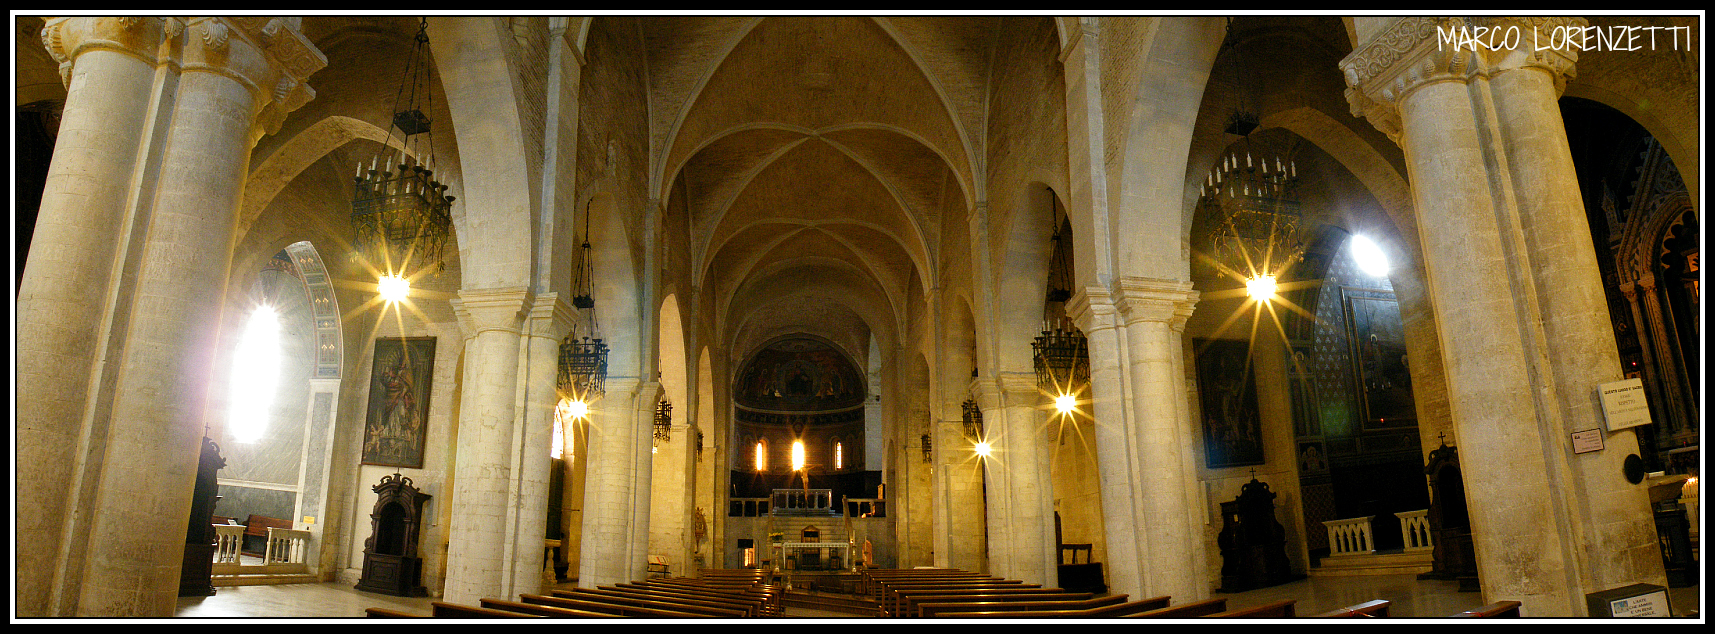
[179,17,326,141]
[1113,276,1198,331]
[1065,285,1118,335]
[1481,16,1584,95]
[451,287,533,338]
[525,292,579,342]
[40,16,170,85]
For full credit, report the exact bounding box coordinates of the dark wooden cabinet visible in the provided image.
[355,473,432,597]
[1217,478,1296,592]
[1418,442,1479,591]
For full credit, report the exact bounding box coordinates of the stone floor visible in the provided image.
[172,574,1700,620]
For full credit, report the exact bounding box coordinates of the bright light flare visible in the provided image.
[1055,393,1078,414]
[974,441,992,457]
[377,273,410,303]
[560,398,590,420]
[1246,274,1278,301]
[791,440,806,471]
[229,305,282,443]
[1350,235,1390,278]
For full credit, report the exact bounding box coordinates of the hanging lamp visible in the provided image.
[1032,202,1090,395]
[558,206,608,404]
[351,18,454,276]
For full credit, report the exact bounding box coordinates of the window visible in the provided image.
[833,439,843,471]
[228,305,282,443]
[755,438,768,471]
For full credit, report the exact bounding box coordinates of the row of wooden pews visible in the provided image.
[365,568,783,618]
[860,568,1524,619]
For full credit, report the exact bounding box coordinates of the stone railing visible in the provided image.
[264,527,311,567]
[845,497,885,518]
[771,489,835,514]
[1323,516,1376,556]
[214,524,245,564]
[1395,509,1434,552]
[729,497,770,517]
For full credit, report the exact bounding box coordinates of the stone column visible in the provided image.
[649,398,697,579]
[443,288,532,604]
[17,16,177,617]
[1114,278,1206,602]
[975,374,1058,587]
[578,377,647,586]
[55,17,322,617]
[1065,285,1140,595]
[1343,17,1665,615]
[512,293,573,594]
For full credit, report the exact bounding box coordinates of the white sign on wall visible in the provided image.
[1597,378,1652,432]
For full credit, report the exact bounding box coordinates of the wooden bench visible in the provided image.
[614,583,767,616]
[523,593,712,618]
[430,601,544,618]
[939,596,1173,618]
[1121,597,1229,618]
[901,591,1094,617]
[543,590,740,617]
[1309,599,1390,618]
[479,598,623,618]
[919,594,1132,618]
[364,607,425,618]
[241,514,292,555]
[1451,601,1522,617]
[652,577,782,612]
[883,582,1035,615]
[1206,599,1296,618]
[888,586,1057,617]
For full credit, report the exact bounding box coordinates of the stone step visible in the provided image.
[1309,550,1434,577]
[211,573,320,587]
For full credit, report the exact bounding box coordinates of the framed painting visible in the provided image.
[1342,289,1416,430]
[1195,338,1264,468]
[362,337,436,468]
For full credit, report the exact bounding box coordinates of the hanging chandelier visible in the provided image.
[1200,19,1304,281]
[654,399,673,444]
[558,212,608,403]
[351,18,454,275]
[1032,205,1090,394]
[961,399,984,440]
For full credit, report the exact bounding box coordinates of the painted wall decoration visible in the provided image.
[1195,338,1265,468]
[362,337,436,468]
[1343,289,1416,430]
[734,337,865,412]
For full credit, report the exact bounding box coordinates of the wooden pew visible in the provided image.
[614,583,766,616]
[938,596,1173,618]
[882,582,1035,615]
[430,601,544,618]
[241,514,292,555]
[364,607,425,618]
[1451,601,1522,617]
[522,593,712,618]
[1120,597,1229,618]
[649,578,781,614]
[1309,599,1390,618]
[919,594,1130,618]
[1205,599,1296,618]
[569,586,751,616]
[888,587,1059,617]
[480,598,622,618]
[901,591,1094,617]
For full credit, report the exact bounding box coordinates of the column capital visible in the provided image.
[180,17,327,141]
[525,292,578,342]
[451,287,533,338]
[1341,17,1585,142]
[41,16,178,83]
[972,372,1040,409]
[1113,276,1198,330]
[1065,285,1118,335]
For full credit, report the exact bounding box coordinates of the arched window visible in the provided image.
[229,305,282,443]
[791,439,806,471]
[755,437,768,472]
[831,437,843,471]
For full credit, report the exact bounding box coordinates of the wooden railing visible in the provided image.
[1395,509,1433,552]
[1323,516,1375,556]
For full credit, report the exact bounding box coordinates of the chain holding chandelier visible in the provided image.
[558,208,608,403]
[1200,19,1304,280]
[1032,201,1090,394]
[351,18,454,274]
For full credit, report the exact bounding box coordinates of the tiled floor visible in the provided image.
[173,573,1700,620]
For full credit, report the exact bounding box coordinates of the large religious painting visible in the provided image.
[362,337,436,468]
[1195,338,1265,468]
[1343,289,1416,430]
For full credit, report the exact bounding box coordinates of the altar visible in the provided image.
[774,541,852,571]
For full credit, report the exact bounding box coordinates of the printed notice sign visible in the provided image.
[1598,378,1652,432]
[1608,589,1670,617]
[1571,429,1604,454]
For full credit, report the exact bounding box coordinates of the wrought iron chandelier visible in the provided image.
[1200,19,1304,280]
[1032,204,1090,394]
[654,399,673,444]
[557,210,608,402]
[961,399,984,440]
[351,18,454,274]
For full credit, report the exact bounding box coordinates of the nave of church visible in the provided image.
[13,14,1701,620]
